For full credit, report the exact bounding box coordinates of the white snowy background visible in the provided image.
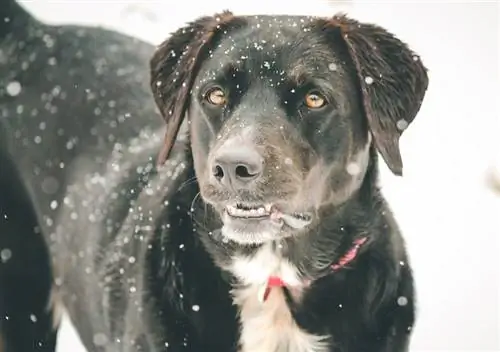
[17,1,500,351]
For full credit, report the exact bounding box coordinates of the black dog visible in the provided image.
[1,1,157,351]
[1,2,428,352]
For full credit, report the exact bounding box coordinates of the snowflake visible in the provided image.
[6,81,22,96]
[0,248,12,263]
[397,296,408,306]
[396,119,408,131]
[346,162,361,176]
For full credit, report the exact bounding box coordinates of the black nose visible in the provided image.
[212,146,263,188]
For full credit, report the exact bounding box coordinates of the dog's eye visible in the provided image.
[205,88,227,106]
[304,91,327,109]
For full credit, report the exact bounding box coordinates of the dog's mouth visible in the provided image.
[224,203,312,229]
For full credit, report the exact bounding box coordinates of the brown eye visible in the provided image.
[206,87,227,106]
[304,91,326,109]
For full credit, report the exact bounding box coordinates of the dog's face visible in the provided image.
[187,17,371,244]
[150,14,428,244]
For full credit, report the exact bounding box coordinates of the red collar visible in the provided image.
[258,237,368,303]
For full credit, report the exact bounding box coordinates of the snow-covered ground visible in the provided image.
[19,1,500,351]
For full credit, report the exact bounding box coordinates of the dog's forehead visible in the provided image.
[198,15,346,83]
[217,15,324,54]
[243,15,317,39]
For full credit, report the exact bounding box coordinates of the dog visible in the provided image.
[1,2,428,351]
[0,1,157,351]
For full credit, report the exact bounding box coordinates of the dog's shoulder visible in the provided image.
[49,140,195,348]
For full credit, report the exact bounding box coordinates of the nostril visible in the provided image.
[212,147,263,185]
[235,164,258,179]
[213,165,224,180]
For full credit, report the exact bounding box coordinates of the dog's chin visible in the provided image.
[218,205,313,245]
[220,213,284,245]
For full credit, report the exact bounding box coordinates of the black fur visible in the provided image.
[1,1,156,351]
[1,3,428,352]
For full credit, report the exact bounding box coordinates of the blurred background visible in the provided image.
[17,1,500,351]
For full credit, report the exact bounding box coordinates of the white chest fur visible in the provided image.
[228,245,330,352]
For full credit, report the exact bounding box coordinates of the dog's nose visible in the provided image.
[212,146,263,187]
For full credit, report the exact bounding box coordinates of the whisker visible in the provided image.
[189,191,201,215]
[189,192,213,233]
[177,176,198,192]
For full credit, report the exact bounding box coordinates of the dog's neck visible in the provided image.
[248,237,369,303]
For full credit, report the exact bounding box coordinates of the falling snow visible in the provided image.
[7,2,495,352]
[0,248,12,263]
[6,81,22,96]
[346,162,361,176]
[328,63,337,71]
[92,333,108,346]
[397,296,408,306]
[396,119,408,131]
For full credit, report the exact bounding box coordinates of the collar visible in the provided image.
[258,237,368,303]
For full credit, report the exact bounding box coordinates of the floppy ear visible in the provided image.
[325,14,429,176]
[150,11,245,165]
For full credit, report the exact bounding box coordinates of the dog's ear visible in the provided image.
[324,14,429,176]
[150,11,245,165]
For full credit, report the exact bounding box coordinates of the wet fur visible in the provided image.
[1,2,427,352]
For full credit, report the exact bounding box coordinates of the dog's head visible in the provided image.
[150,13,428,245]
